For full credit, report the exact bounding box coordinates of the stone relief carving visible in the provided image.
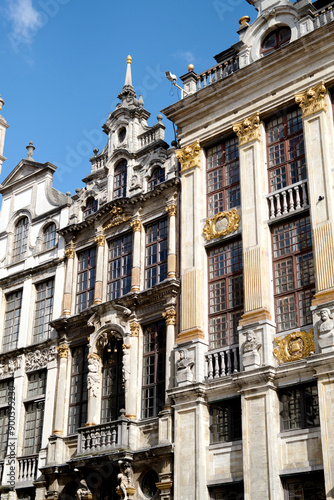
[318,308,334,352]
[103,206,131,230]
[295,80,327,118]
[175,349,194,385]
[116,460,135,499]
[233,113,261,146]
[273,330,314,364]
[0,355,22,379]
[242,330,261,370]
[87,354,101,397]
[122,345,131,387]
[75,479,93,500]
[203,209,240,241]
[175,140,201,172]
[26,346,57,371]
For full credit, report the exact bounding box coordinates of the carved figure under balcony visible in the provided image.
[76,479,93,500]
[242,330,261,371]
[318,308,334,352]
[176,349,194,386]
[87,355,100,397]
[116,460,135,499]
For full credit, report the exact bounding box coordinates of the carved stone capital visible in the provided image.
[65,247,75,259]
[203,208,240,241]
[163,308,176,326]
[295,81,327,118]
[175,140,201,173]
[94,235,105,247]
[57,345,69,359]
[103,206,131,230]
[130,219,142,232]
[273,330,314,364]
[165,204,177,217]
[87,352,101,362]
[233,113,261,146]
[130,321,140,337]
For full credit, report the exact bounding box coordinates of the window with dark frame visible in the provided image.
[33,279,54,343]
[148,167,165,191]
[282,472,325,500]
[209,482,244,500]
[206,137,240,218]
[266,108,306,193]
[107,233,133,300]
[261,27,291,56]
[210,398,242,444]
[13,217,29,262]
[83,198,98,218]
[43,223,57,250]
[68,345,88,434]
[145,218,168,289]
[142,321,166,419]
[3,290,23,353]
[113,160,127,199]
[101,339,124,423]
[280,382,319,431]
[23,371,46,456]
[208,240,243,349]
[76,247,97,313]
[272,216,314,333]
[0,379,13,459]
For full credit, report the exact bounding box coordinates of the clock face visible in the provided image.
[216,216,228,232]
[141,470,158,498]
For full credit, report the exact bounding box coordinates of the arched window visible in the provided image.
[83,198,98,218]
[113,160,127,199]
[43,223,57,250]
[13,217,29,262]
[261,27,291,56]
[101,339,125,423]
[148,167,165,191]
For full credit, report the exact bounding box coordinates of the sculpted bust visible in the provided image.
[243,330,261,353]
[319,308,334,335]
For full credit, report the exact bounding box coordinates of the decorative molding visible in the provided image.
[163,308,176,326]
[26,346,57,371]
[130,219,142,232]
[65,247,75,259]
[130,321,140,337]
[94,235,105,247]
[0,355,22,379]
[103,206,131,230]
[87,352,101,362]
[295,81,327,118]
[233,113,261,146]
[175,140,201,172]
[57,345,69,359]
[165,204,177,217]
[273,330,315,364]
[203,208,240,241]
[156,482,173,491]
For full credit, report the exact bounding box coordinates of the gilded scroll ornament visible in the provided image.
[273,329,315,364]
[103,206,131,230]
[165,204,177,217]
[203,208,240,241]
[130,321,140,337]
[233,113,261,146]
[57,345,69,358]
[94,235,105,247]
[295,81,327,118]
[130,219,142,232]
[65,247,75,259]
[175,140,201,172]
[163,308,176,326]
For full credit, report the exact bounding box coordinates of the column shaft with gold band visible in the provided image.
[52,345,69,435]
[166,203,177,279]
[130,219,141,292]
[94,234,105,304]
[62,247,75,316]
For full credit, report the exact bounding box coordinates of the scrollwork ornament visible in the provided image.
[26,346,58,371]
[175,140,201,173]
[130,321,140,337]
[130,219,142,232]
[273,330,315,364]
[233,113,261,146]
[103,206,131,231]
[203,208,240,241]
[295,81,327,118]
[163,308,176,326]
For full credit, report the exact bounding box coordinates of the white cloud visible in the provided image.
[173,50,196,64]
[7,0,43,42]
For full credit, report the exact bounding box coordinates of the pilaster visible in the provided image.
[165,203,177,279]
[130,219,142,292]
[52,345,69,435]
[126,322,139,420]
[62,246,75,316]
[163,307,176,400]
[94,234,105,304]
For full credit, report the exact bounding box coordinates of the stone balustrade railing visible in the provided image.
[206,346,240,380]
[314,3,334,28]
[196,57,239,91]
[139,124,165,149]
[78,417,129,454]
[17,455,39,483]
[90,152,107,171]
[267,180,309,220]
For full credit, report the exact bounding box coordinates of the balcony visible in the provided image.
[17,455,39,484]
[206,346,240,380]
[267,180,309,221]
[196,56,239,92]
[77,417,129,455]
[138,123,165,149]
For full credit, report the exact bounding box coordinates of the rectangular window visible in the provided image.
[210,398,242,444]
[3,290,22,352]
[280,382,319,431]
[33,279,54,343]
[23,371,46,455]
[142,321,166,419]
[101,340,124,423]
[76,247,97,313]
[272,216,314,332]
[145,219,168,289]
[207,137,240,218]
[107,233,133,300]
[0,379,13,459]
[68,345,88,434]
[208,240,243,349]
[283,472,325,500]
[267,108,306,193]
[209,483,244,500]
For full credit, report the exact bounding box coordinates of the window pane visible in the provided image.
[33,279,54,342]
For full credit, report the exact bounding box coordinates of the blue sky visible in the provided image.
[0,0,255,195]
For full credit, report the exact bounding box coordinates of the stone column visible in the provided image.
[126,322,139,420]
[163,307,176,395]
[130,220,141,292]
[86,353,102,426]
[94,234,105,305]
[295,81,334,307]
[165,203,177,279]
[62,247,75,316]
[52,345,69,435]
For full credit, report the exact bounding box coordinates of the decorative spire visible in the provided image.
[124,55,133,87]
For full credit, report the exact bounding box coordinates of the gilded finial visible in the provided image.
[239,16,250,26]
[127,55,132,64]
[188,64,194,72]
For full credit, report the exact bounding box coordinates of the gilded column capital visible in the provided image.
[94,235,105,247]
[57,345,69,358]
[130,219,142,232]
[87,352,101,362]
[165,204,177,217]
[130,321,140,337]
[65,247,75,259]
[175,140,201,173]
[233,113,261,146]
[163,308,176,326]
[295,80,327,118]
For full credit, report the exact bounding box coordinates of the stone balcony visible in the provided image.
[267,180,309,221]
[77,414,129,455]
[17,455,39,485]
[206,346,240,380]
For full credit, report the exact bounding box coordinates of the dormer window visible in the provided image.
[43,223,57,250]
[113,160,127,199]
[83,198,98,218]
[118,127,127,143]
[261,27,291,56]
[13,217,29,262]
[148,167,165,191]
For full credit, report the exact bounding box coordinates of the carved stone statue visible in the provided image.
[116,460,135,499]
[87,356,100,397]
[242,330,261,371]
[175,349,194,386]
[76,479,92,500]
[318,308,334,352]
[122,346,131,399]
